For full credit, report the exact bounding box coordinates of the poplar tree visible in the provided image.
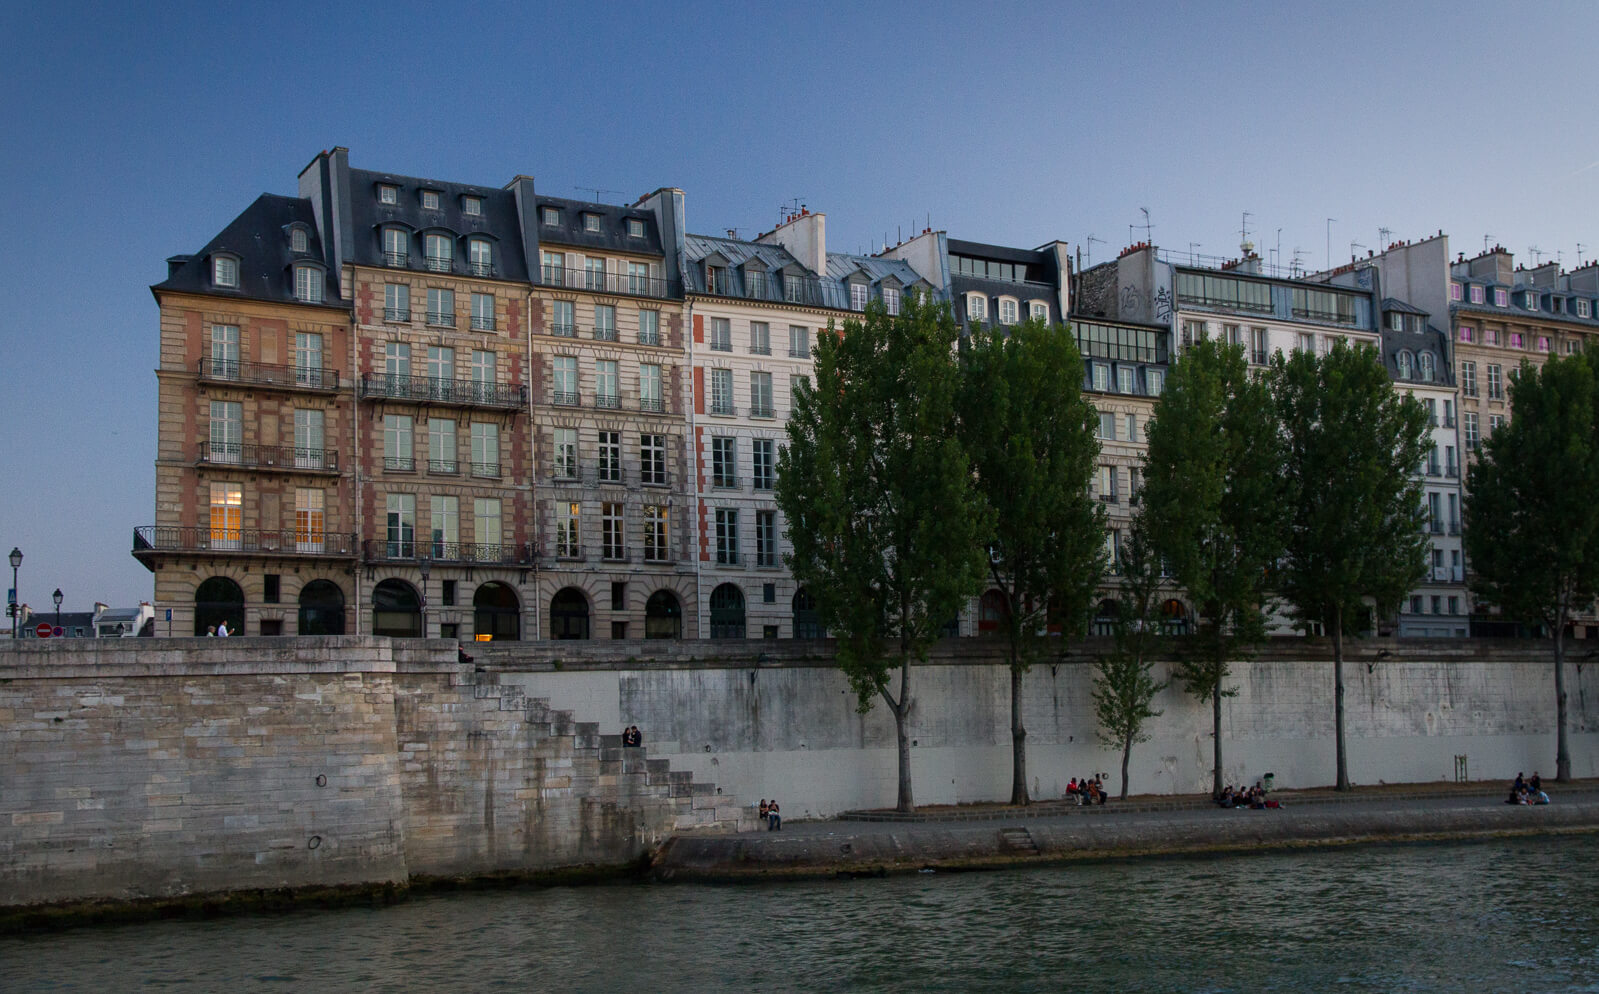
[1140,338,1283,797]
[1092,517,1169,799]
[1464,352,1599,782]
[777,293,990,812]
[1271,340,1430,791]
[957,318,1106,805]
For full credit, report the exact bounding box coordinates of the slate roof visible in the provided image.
[533,195,664,258]
[1382,297,1428,316]
[348,167,531,281]
[1379,325,1456,387]
[154,194,344,307]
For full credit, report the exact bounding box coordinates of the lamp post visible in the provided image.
[417,557,431,639]
[8,547,21,640]
[52,588,63,632]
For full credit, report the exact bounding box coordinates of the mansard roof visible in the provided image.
[153,194,345,308]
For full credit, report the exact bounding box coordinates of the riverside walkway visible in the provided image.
[654,781,1599,881]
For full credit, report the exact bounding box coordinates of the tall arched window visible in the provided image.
[550,587,590,640]
[645,590,682,639]
[1417,351,1436,382]
[372,579,421,638]
[194,576,244,636]
[708,584,746,639]
[297,579,345,635]
[473,582,520,641]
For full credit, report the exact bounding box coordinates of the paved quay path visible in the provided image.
[654,784,1599,881]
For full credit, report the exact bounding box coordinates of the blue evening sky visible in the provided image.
[2,1,1595,613]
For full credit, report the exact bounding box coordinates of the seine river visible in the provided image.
[5,836,1599,992]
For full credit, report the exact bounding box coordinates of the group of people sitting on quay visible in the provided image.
[1065,775,1107,805]
[1217,782,1279,809]
[1506,771,1551,805]
[757,799,782,830]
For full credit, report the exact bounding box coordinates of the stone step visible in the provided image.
[998,826,1039,855]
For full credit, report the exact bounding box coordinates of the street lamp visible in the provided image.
[8,547,21,640]
[52,588,63,632]
[417,557,431,639]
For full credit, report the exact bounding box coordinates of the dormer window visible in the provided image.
[382,228,409,267]
[542,207,559,226]
[998,297,1019,325]
[1029,301,1048,321]
[1450,282,1463,301]
[1470,285,1484,304]
[706,265,726,294]
[213,254,239,288]
[1388,311,1404,331]
[294,264,323,304]
[424,233,452,272]
[1396,350,1413,379]
[1525,291,1538,310]
[626,218,644,238]
[463,195,482,216]
[378,185,398,205]
[745,267,767,299]
[583,213,601,233]
[851,283,868,311]
[967,294,987,322]
[421,189,440,210]
[1581,300,1592,318]
[1418,351,1435,382]
[884,286,901,316]
[1494,288,1508,307]
[468,238,492,277]
[290,227,308,254]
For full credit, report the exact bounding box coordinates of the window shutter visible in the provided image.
[565,253,580,288]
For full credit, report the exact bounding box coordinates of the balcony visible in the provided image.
[1445,415,1457,427]
[550,322,576,338]
[1445,465,1459,478]
[1098,493,1120,504]
[195,443,339,474]
[384,456,415,473]
[469,261,494,278]
[1251,350,1269,365]
[197,358,340,393]
[384,251,408,268]
[470,315,495,331]
[359,373,528,410]
[362,539,535,566]
[1429,521,1444,535]
[789,346,811,359]
[750,342,771,356]
[133,526,356,562]
[426,310,456,328]
[425,255,452,273]
[709,338,732,352]
[639,396,665,414]
[384,307,411,323]
[1432,566,1450,582]
[428,459,459,475]
[593,326,618,342]
[710,402,736,416]
[1448,521,1461,536]
[552,389,581,407]
[537,264,678,300]
[750,403,775,419]
[595,393,621,410]
[469,462,501,479]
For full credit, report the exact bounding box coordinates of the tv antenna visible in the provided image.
[1240,211,1254,251]
[1378,227,1393,250]
[778,197,808,225]
[1189,242,1203,263]
[1085,234,1106,266]
[1291,247,1306,278]
[573,186,626,203]
[1135,207,1154,245]
[1484,234,1493,253]
[1579,243,1587,266]
[1350,240,1366,260]
[1326,218,1337,271]
[1529,245,1544,266]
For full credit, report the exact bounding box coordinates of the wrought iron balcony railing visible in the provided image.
[362,539,535,566]
[537,265,679,300]
[197,358,340,391]
[196,443,339,473]
[359,373,527,409]
[133,526,356,558]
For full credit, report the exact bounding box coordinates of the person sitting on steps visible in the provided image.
[767,799,781,830]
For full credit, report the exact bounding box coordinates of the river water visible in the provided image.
[5,836,1599,992]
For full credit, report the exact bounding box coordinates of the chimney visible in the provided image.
[166,255,192,279]
[758,210,826,276]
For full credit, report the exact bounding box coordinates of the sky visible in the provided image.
[2,0,1596,613]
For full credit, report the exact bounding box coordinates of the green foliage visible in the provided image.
[1272,339,1431,634]
[1092,518,1169,797]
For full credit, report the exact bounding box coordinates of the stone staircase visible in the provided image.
[468,674,753,834]
[997,826,1040,856]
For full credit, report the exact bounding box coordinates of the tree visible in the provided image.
[1464,352,1599,782]
[1140,338,1284,797]
[777,293,991,812]
[1092,517,1169,799]
[956,318,1105,805]
[1271,340,1431,790]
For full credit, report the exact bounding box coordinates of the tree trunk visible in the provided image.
[1009,647,1029,806]
[892,653,915,812]
[1555,606,1572,783]
[1211,679,1223,799]
[1333,610,1349,791]
[1121,730,1133,799]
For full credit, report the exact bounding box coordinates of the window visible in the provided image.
[710,317,732,351]
[551,300,575,337]
[384,414,414,471]
[790,374,810,406]
[431,496,458,557]
[1146,369,1164,395]
[1581,300,1592,318]
[210,323,239,379]
[595,359,619,408]
[1297,332,1315,354]
[385,341,411,378]
[213,255,239,288]
[383,228,408,267]
[470,349,494,398]
[379,185,398,205]
[1463,412,1479,451]
[756,511,777,567]
[751,371,774,417]
[1486,327,1499,345]
[641,433,667,486]
[470,293,495,331]
[427,287,455,327]
[601,502,625,560]
[1181,320,1207,347]
[1389,312,1404,332]
[1450,282,1463,301]
[1117,366,1135,393]
[294,265,323,304]
[1460,361,1477,396]
[1494,288,1508,307]
[712,436,737,488]
[594,304,617,341]
[1176,272,1273,312]
[1029,301,1048,321]
[207,482,243,550]
[1410,596,1423,614]
[294,332,324,387]
[263,575,280,604]
[209,400,241,464]
[884,287,901,315]
[752,439,775,490]
[468,239,492,277]
[1487,364,1503,400]
[1098,411,1116,440]
[750,321,771,355]
[627,261,651,295]
[1470,285,1484,304]
[462,195,482,216]
[640,363,663,413]
[1097,465,1118,502]
[470,422,499,477]
[427,345,455,387]
[1525,291,1539,310]
[789,325,810,358]
[598,430,621,483]
[290,228,309,254]
[428,418,457,473]
[1124,413,1138,442]
[1489,414,1504,434]
[851,283,869,311]
[1538,336,1550,353]
[553,427,577,479]
[644,505,668,561]
[1459,325,1474,343]
[710,368,734,415]
[386,494,415,558]
[1092,363,1109,391]
[585,257,606,291]
[715,508,739,564]
[421,189,440,210]
[1250,327,1269,364]
[1448,596,1460,616]
[639,309,660,346]
[627,218,645,238]
[385,283,411,322]
[1417,351,1435,382]
[1509,332,1524,349]
[999,298,1018,324]
[542,206,559,226]
[583,213,601,233]
[556,502,580,558]
[424,234,452,272]
[1224,324,1243,346]
[967,295,987,322]
[748,268,769,300]
[293,408,325,469]
[552,355,578,405]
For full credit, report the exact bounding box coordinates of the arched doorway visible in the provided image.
[978,589,1009,635]
[1091,598,1121,637]
[474,582,520,641]
[372,579,422,637]
[194,576,244,636]
[708,583,745,639]
[550,587,590,640]
[1161,598,1191,636]
[792,587,823,639]
[297,579,346,635]
[644,589,682,639]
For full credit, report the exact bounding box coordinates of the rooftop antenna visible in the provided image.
[1529,246,1544,266]
[726,228,739,239]
[573,186,626,203]
[1273,228,1282,273]
[1189,242,1202,264]
[1484,234,1493,253]
[1580,243,1587,266]
[1137,207,1154,245]
[1291,247,1306,279]
[1350,240,1366,261]
[1085,234,1106,266]
[1326,218,1337,272]
[1240,211,1254,250]
[778,197,807,225]
[1558,249,1564,269]
[1379,227,1393,250]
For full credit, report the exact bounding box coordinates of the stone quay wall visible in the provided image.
[2,635,1596,911]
